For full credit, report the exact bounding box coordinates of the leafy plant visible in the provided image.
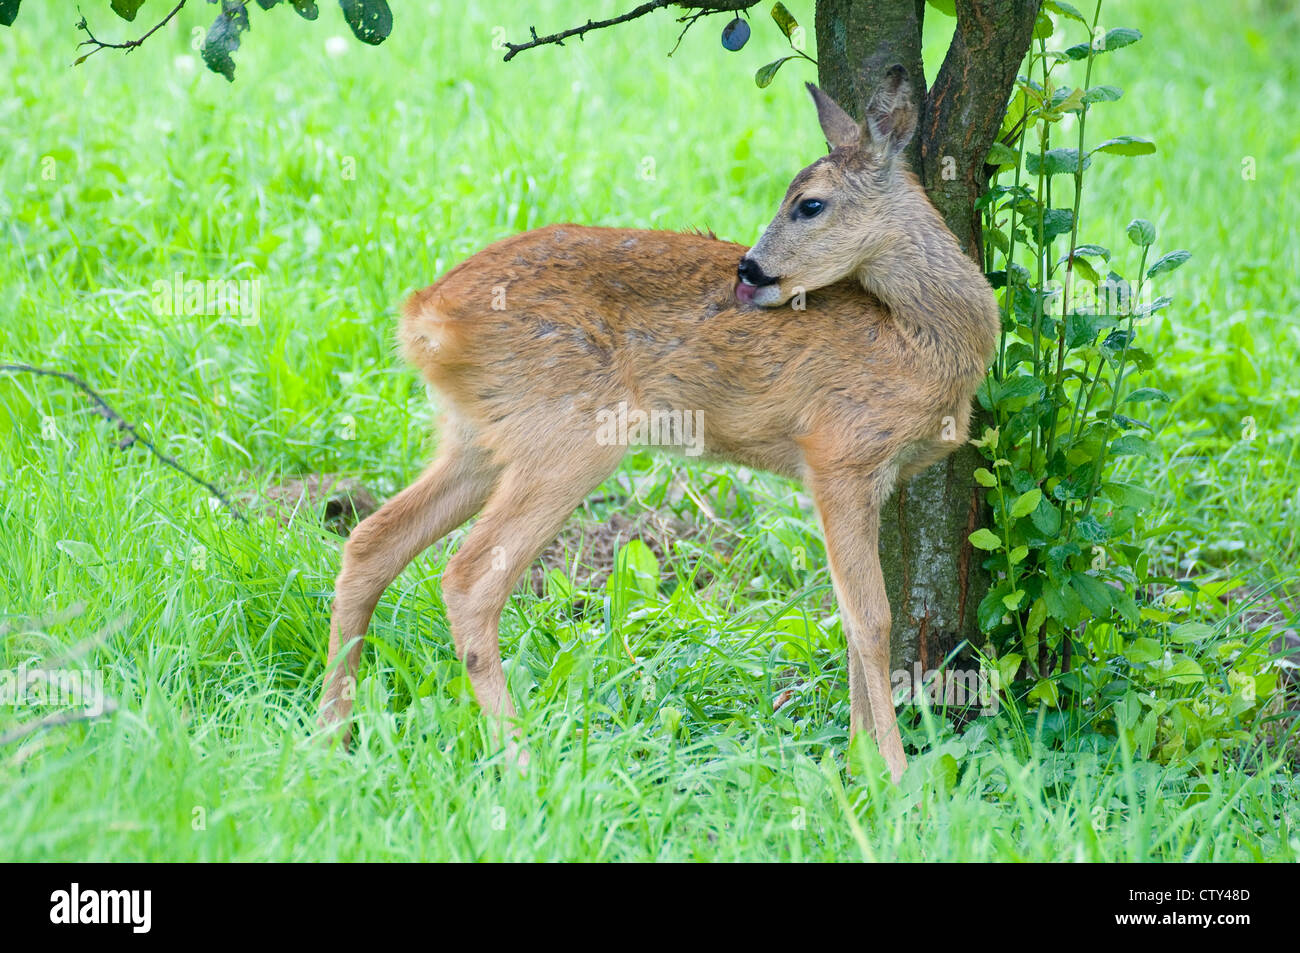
[971,0,1280,769]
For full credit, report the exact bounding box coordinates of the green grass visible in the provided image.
[1,0,1297,860]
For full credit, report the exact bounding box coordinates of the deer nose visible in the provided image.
[737,257,778,287]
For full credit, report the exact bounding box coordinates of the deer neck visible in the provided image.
[853,191,999,380]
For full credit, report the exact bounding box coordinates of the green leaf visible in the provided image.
[978,585,1012,630]
[1070,572,1117,618]
[1030,496,1062,537]
[1170,622,1215,644]
[770,2,799,38]
[1050,86,1085,114]
[1100,27,1143,51]
[339,0,392,45]
[1027,148,1088,176]
[0,0,18,27]
[1034,208,1074,244]
[1123,387,1171,404]
[1082,84,1123,104]
[986,141,1019,166]
[607,539,660,616]
[1154,654,1204,686]
[925,0,957,16]
[1029,678,1060,707]
[111,0,145,21]
[1103,481,1155,509]
[1091,136,1156,157]
[1146,249,1192,278]
[1108,434,1156,458]
[1072,243,1111,260]
[201,2,250,82]
[1066,254,1099,283]
[973,467,998,488]
[1126,218,1156,247]
[1032,9,1054,40]
[621,539,660,597]
[1063,28,1142,61]
[291,0,320,18]
[755,57,793,89]
[1113,691,1141,730]
[1134,294,1173,316]
[544,568,574,603]
[1046,0,1087,25]
[969,528,1002,551]
[996,375,1046,404]
[1075,515,1109,542]
[1010,488,1042,519]
[659,706,682,736]
[1065,311,1115,349]
[1043,578,1084,624]
[997,652,1023,688]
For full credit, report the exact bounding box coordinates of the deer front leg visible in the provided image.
[809,467,907,781]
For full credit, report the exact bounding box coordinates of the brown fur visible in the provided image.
[316,72,999,780]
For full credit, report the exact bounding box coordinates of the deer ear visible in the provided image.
[862,64,917,162]
[805,82,861,152]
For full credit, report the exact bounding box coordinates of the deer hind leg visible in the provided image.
[808,466,907,781]
[318,427,497,746]
[440,440,625,761]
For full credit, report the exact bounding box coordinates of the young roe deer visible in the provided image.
[317,66,999,780]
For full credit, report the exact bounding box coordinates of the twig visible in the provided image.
[0,363,246,521]
[37,613,132,674]
[0,601,87,641]
[504,1,672,61]
[74,0,188,64]
[503,1,758,62]
[0,698,119,747]
[667,9,709,57]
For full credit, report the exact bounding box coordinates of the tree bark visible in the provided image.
[814,0,1040,671]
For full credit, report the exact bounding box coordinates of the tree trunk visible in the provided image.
[814,0,1040,671]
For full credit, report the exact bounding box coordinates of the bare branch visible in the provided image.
[0,698,119,748]
[502,0,759,62]
[0,363,247,521]
[74,0,188,65]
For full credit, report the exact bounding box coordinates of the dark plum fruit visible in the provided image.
[721,17,750,52]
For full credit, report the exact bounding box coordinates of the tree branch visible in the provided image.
[921,0,1042,255]
[502,0,759,62]
[0,699,120,748]
[74,0,188,64]
[0,363,246,521]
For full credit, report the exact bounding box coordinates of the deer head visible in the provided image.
[736,65,920,307]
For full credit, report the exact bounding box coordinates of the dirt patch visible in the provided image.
[258,474,379,536]
[1215,585,1300,680]
[528,507,727,597]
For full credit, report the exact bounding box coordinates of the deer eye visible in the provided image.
[796,198,825,219]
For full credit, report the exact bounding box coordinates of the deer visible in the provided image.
[315,65,1000,781]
